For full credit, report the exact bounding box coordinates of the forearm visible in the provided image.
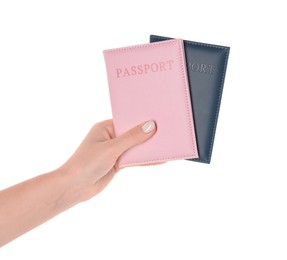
[0,168,82,247]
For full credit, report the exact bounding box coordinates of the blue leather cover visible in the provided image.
[150,35,230,163]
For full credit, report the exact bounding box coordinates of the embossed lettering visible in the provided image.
[138,65,143,75]
[166,60,174,70]
[188,62,215,75]
[191,63,199,72]
[116,68,122,78]
[209,65,215,74]
[123,68,130,77]
[144,64,150,73]
[131,66,137,76]
[116,60,175,78]
[159,62,166,71]
[151,63,158,72]
[200,64,207,73]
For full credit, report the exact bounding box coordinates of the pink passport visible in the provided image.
[103,39,198,167]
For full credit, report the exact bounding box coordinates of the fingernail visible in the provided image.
[141,120,156,134]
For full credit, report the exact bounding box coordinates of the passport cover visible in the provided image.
[103,39,198,167]
[150,35,230,163]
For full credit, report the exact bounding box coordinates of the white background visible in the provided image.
[0,0,286,259]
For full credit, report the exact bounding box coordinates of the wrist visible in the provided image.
[55,163,94,205]
[53,166,86,206]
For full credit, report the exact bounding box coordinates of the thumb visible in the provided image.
[112,120,156,156]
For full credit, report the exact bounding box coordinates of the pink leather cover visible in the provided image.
[103,39,198,167]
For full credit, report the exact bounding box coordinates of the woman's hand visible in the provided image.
[61,119,157,201]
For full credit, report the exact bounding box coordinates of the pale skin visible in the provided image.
[0,119,157,247]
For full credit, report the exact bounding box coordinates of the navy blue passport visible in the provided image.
[150,35,230,163]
